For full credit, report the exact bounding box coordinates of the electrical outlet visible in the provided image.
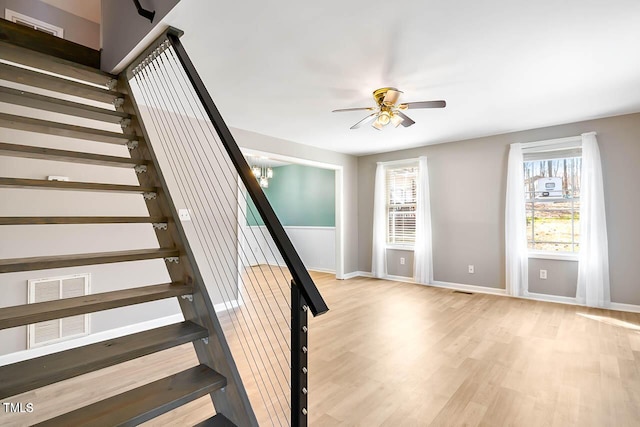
[47,175,69,181]
[540,269,547,279]
[400,257,405,265]
[178,209,191,221]
[468,265,475,274]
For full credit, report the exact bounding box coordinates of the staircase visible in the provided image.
[0,22,255,426]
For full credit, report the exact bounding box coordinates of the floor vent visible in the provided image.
[453,290,474,295]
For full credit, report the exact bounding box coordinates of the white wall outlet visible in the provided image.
[468,265,475,274]
[178,209,191,221]
[540,269,547,279]
[400,257,405,265]
[47,176,69,181]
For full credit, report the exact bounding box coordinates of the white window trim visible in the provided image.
[520,135,581,150]
[522,135,582,258]
[378,158,420,167]
[4,9,64,38]
[385,162,418,246]
[386,245,414,251]
[528,251,579,261]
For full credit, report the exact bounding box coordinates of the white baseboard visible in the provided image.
[521,292,640,313]
[522,291,577,305]
[609,302,640,313]
[213,299,242,312]
[340,271,373,280]
[0,313,185,367]
[385,274,416,284]
[308,267,336,274]
[430,280,508,296]
[342,272,640,314]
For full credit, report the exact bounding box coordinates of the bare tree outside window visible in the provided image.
[524,157,581,252]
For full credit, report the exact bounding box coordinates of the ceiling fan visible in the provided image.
[332,87,446,130]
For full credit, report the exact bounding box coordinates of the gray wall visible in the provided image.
[386,249,413,278]
[357,112,640,305]
[0,97,180,356]
[0,0,100,49]
[101,0,180,72]
[231,127,360,275]
[528,258,578,297]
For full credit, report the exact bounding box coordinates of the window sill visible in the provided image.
[528,252,579,261]
[386,245,414,251]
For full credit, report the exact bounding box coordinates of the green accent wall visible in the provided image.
[246,164,335,226]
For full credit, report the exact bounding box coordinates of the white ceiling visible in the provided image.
[162,0,640,155]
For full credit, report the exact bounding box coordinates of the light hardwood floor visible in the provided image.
[2,272,640,426]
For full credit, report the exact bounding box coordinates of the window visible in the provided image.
[524,150,581,253]
[386,165,417,245]
[28,274,90,348]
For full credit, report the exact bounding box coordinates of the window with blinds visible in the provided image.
[28,274,90,348]
[386,165,418,245]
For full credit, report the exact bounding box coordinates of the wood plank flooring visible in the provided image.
[1,271,639,426]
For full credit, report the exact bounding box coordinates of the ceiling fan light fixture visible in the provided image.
[382,89,402,106]
[378,111,391,126]
[333,87,446,130]
[390,113,404,127]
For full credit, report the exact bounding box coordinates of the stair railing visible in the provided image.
[124,27,328,426]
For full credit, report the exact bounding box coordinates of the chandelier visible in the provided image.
[249,159,273,188]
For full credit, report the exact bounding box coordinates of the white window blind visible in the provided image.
[386,166,417,244]
[28,274,90,348]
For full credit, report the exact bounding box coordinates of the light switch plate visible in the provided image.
[178,209,191,221]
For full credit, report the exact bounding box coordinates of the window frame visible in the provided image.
[521,137,582,261]
[385,162,418,249]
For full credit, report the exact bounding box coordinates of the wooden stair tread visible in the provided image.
[36,364,226,427]
[0,282,190,330]
[0,142,145,168]
[0,62,122,104]
[194,414,237,427]
[0,20,104,72]
[0,321,208,400]
[0,248,179,273]
[0,86,130,123]
[0,216,167,225]
[0,112,137,145]
[0,177,155,193]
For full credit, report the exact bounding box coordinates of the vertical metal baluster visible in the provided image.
[291,280,309,426]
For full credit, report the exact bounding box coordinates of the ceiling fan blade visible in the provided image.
[398,100,446,109]
[382,89,402,106]
[332,107,375,113]
[395,111,415,127]
[350,113,378,129]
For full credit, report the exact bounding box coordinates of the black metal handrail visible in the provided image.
[125,27,328,425]
[165,29,329,317]
[132,0,155,23]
